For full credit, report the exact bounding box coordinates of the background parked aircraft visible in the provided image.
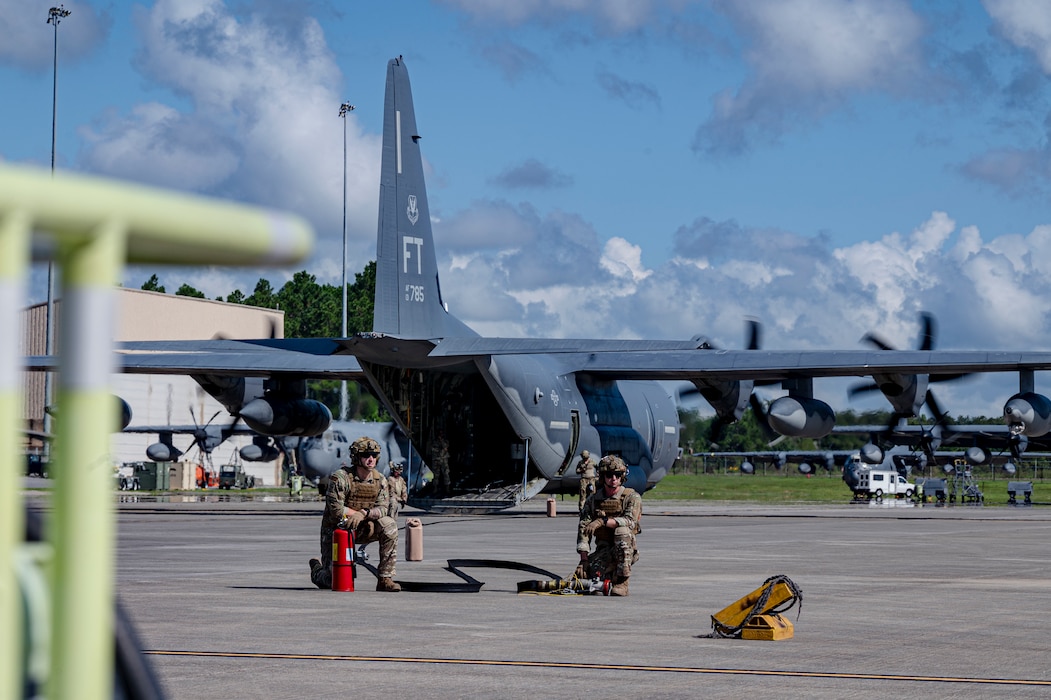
[692,448,851,475]
[294,420,424,490]
[831,422,1033,467]
[124,417,418,489]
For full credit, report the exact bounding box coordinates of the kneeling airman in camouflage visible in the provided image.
[575,455,641,596]
[309,436,401,592]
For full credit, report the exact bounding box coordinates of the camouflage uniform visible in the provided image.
[309,437,400,591]
[431,433,450,495]
[574,450,597,512]
[387,462,408,518]
[576,456,641,596]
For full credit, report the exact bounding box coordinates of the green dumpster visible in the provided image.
[134,462,171,491]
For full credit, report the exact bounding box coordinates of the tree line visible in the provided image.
[139,262,383,420]
[140,261,376,339]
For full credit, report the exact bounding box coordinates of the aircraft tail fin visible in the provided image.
[373,57,473,340]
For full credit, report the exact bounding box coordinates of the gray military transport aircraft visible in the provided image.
[27,57,1051,511]
[123,416,414,488]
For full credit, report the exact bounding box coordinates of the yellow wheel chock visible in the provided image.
[709,575,802,640]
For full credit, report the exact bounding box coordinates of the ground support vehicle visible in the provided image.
[854,468,916,501]
[218,463,255,490]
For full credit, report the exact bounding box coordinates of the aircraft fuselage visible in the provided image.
[358,351,678,496]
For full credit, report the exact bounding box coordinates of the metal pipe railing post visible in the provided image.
[0,208,30,700]
[48,219,126,700]
[0,162,314,700]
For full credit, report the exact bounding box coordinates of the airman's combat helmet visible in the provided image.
[580,450,590,459]
[351,436,381,459]
[597,455,627,477]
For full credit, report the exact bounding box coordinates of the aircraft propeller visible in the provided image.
[180,403,240,462]
[681,318,768,445]
[914,390,951,465]
[749,391,779,444]
[861,389,949,471]
[848,312,968,417]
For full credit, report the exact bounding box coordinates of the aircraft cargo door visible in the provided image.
[555,410,581,477]
[653,419,665,465]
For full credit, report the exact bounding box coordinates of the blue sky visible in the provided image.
[3,0,1051,416]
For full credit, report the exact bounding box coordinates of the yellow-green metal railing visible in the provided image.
[0,163,313,700]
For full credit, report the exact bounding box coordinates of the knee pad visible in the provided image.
[378,515,398,537]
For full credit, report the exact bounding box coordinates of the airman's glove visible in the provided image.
[584,519,604,536]
[345,509,367,529]
[573,563,588,579]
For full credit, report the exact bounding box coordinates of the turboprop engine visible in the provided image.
[192,374,331,438]
[239,436,281,462]
[1003,392,1051,437]
[238,396,332,437]
[964,446,989,466]
[875,374,926,416]
[146,440,182,462]
[692,378,754,426]
[767,396,835,438]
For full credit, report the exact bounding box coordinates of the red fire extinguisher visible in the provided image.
[332,527,356,592]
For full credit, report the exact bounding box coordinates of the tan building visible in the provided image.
[22,288,286,485]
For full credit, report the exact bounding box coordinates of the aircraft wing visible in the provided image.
[426,339,1051,381]
[427,337,710,354]
[694,449,853,463]
[25,340,1051,383]
[832,423,1051,452]
[558,348,1051,381]
[25,338,364,378]
[693,448,856,474]
[833,423,1008,439]
[121,423,258,435]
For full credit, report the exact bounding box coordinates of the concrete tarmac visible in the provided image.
[105,496,1051,699]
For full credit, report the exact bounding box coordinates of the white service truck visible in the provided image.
[855,468,915,500]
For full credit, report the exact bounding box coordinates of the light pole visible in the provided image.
[338,101,355,421]
[44,4,71,453]
[49,5,70,172]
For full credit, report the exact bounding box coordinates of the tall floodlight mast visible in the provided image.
[44,4,72,453]
[338,101,355,421]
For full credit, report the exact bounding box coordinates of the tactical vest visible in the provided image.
[597,495,625,517]
[345,470,382,511]
[594,488,639,539]
[598,487,638,514]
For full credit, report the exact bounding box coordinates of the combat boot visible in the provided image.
[610,576,629,597]
[376,576,402,592]
[308,558,327,589]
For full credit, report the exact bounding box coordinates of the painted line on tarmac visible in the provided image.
[144,650,1051,687]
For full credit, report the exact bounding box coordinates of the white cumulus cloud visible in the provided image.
[79,0,381,287]
[697,0,924,155]
[985,0,1051,74]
